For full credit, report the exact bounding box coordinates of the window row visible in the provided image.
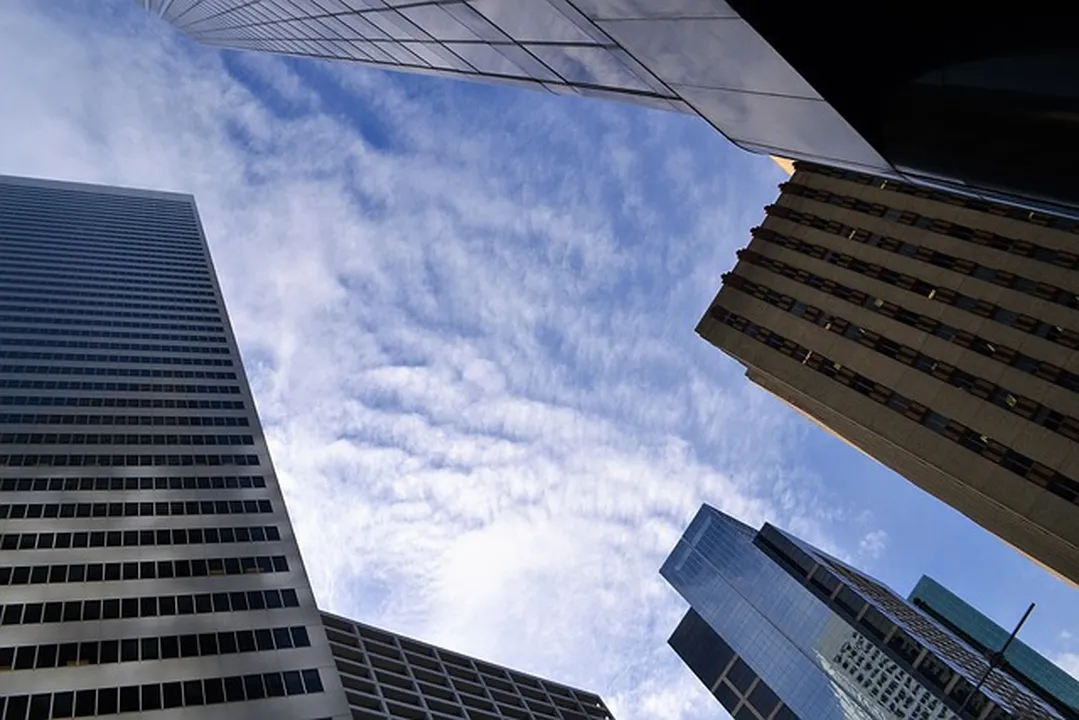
[709,305,1079,507]
[0,497,272,519]
[0,313,224,333]
[0,395,244,410]
[0,325,227,343]
[750,225,1079,350]
[0,667,324,719]
[781,180,1079,271]
[0,474,267,491]
[1,525,280,551]
[0,625,311,673]
[723,273,1079,443]
[0,234,207,265]
[798,162,1079,237]
[0,452,260,467]
[0,254,210,283]
[0,196,197,222]
[0,205,201,237]
[0,349,232,366]
[0,302,222,324]
[0,274,215,298]
[766,204,1079,311]
[0,379,240,393]
[0,553,290,585]
[0,199,198,223]
[0,588,300,627]
[0,267,213,295]
[1,337,229,354]
[0,225,202,255]
[0,188,198,223]
[1,242,209,271]
[0,365,235,379]
[0,413,249,427]
[0,224,202,253]
[738,248,1079,395]
[0,282,217,305]
[0,432,255,447]
[0,260,214,287]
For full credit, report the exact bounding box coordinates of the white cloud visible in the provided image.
[0,3,840,719]
[1054,652,1079,681]
[858,529,889,563]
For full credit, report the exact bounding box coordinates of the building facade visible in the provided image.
[909,577,1079,716]
[661,504,1070,720]
[142,1,1079,217]
[697,161,1079,587]
[319,610,616,720]
[0,175,349,718]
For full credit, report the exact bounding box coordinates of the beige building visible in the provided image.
[699,162,1079,587]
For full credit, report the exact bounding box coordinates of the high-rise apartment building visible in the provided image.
[319,610,616,720]
[142,1,1079,217]
[0,175,350,718]
[909,577,1079,715]
[661,504,1071,720]
[697,161,1079,587]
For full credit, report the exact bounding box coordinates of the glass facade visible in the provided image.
[0,175,349,718]
[661,505,1066,720]
[141,0,891,177]
[910,577,1079,716]
[143,2,1079,217]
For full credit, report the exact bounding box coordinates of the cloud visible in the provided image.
[1054,653,1079,681]
[0,3,848,718]
[857,529,889,563]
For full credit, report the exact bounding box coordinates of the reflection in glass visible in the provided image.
[662,506,1063,720]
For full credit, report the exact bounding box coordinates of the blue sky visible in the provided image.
[0,2,1076,718]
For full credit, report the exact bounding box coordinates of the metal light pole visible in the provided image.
[955,602,1036,716]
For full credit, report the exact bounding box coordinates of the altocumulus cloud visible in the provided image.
[0,2,866,717]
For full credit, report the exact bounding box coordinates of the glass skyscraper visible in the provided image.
[661,505,1069,720]
[142,1,1079,217]
[0,175,350,718]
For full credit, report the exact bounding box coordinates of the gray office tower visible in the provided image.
[661,505,1072,720]
[0,175,351,718]
[319,610,616,720]
[143,1,1079,217]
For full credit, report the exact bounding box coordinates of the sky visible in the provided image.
[0,2,1076,719]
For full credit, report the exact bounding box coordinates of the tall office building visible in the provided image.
[661,504,1071,720]
[319,610,616,720]
[0,175,350,718]
[697,161,1079,587]
[909,577,1079,715]
[142,1,1079,216]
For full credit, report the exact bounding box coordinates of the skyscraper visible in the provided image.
[319,610,617,720]
[697,161,1079,587]
[909,576,1079,716]
[0,175,349,718]
[661,504,1070,720]
[142,1,1079,217]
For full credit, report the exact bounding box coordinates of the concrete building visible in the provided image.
[661,504,1070,720]
[320,610,616,720]
[0,174,350,718]
[0,174,618,719]
[697,161,1079,587]
[142,1,1079,217]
